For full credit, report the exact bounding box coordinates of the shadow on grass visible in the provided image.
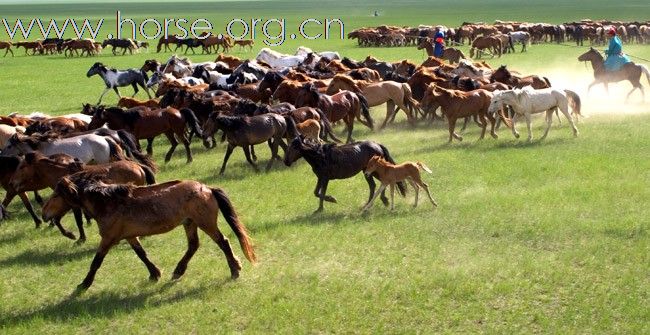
[0,246,96,267]
[0,280,222,327]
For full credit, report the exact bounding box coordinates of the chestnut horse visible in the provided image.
[325,75,419,129]
[469,36,502,58]
[156,34,179,53]
[0,156,43,226]
[578,47,650,102]
[87,106,202,163]
[24,117,88,136]
[489,65,551,89]
[42,176,256,291]
[10,152,156,242]
[295,83,373,143]
[0,41,14,57]
[420,84,510,142]
[117,97,160,109]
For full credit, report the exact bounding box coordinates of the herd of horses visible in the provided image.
[1,37,649,291]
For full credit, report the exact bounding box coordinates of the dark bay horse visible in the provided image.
[578,47,650,102]
[283,136,405,213]
[87,106,202,163]
[10,152,156,243]
[294,83,373,143]
[0,156,43,226]
[101,38,137,55]
[202,113,290,175]
[42,176,256,291]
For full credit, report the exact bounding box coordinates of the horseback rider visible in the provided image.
[433,28,445,58]
[604,27,631,71]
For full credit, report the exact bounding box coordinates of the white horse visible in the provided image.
[488,87,581,141]
[256,48,305,69]
[508,31,530,52]
[2,133,122,164]
[0,124,24,149]
[295,46,341,61]
[147,71,204,88]
[161,55,219,78]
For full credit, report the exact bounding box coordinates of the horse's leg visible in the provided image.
[559,105,579,137]
[52,217,76,240]
[265,139,279,172]
[407,179,419,207]
[316,179,332,213]
[362,184,386,211]
[448,117,462,142]
[163,132,178,163]
[540,109,554,140]
[242,145,260,172]
[345,118,354,143]
[487,113,498,139]
[171,223,199,280]
[478,114,488,140]
[625,85,639,104]
[78,237,118,291]
[198,222,241,279]
[380,101,395,129]
[511,113,520,139]
[460,116,470,132]
[251,145,258,161]
[180,133,192,164]
[72,208,86,243]
[97,87,111,104]
[131,83,139,97]
[219,144,235,175]
[587,80,598,94]
[524,113,533,142]
[17,192,41,228]
[127,237,162,281]
[276,138,288,157]
[389,183,395,210]
[33,190,43,205]
[146,138,154,156]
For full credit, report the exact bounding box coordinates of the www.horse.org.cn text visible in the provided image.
[1,11,346,46]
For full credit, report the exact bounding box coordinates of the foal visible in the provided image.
[363,155,437,211]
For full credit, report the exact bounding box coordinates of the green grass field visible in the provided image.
[1,1,649,333]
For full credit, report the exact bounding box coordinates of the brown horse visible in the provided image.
[117,97,160,109]
[0,41,14,57]
[233,39,254,51]
[0,156,43,226]
[578,47,650,102]
[10,152,156,242]
[0,115,35,127]
[62,39,95,57]
[156,34,179,53]
[295,83,373,143]
[87,106,202,163]
[420,84,510,142]
[272,80,306,104]
[14,41,42,55]
[215,53,243,68]
[200,34,233,53]
[202,113,289,175]
[489,65,551,89]
[42,176,256,291]
[325,75,419,129]
[469,36,502,58]
[24,116,88,136]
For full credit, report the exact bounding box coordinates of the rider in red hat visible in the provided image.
[604,27,630,71]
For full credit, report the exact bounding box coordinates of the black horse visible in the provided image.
[283,136,405,213]
[175,38,202,54]
[87,62,151,104]
[101,38,137,55]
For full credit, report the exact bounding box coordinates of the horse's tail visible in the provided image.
[640,64,650,86]
[497,107,513,128]
[401,83,421,122]
[357,93,374,130]
[140,69,149,84]
[416,162,432,174]
[139,164,157,185]
[211,187,257,264]
[180,108,203,138]
[106,138,125,161]
[564,89,582,117]
[378,144,406,197]
[314,108,342,143]
[543,76,552,88]
[508,34,514,52]
[117,130,158,172]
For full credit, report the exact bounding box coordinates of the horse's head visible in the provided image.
[577,47,600,62]
[8,152,48,191]
[294,83,319,107]
[420,84,442,113]
[284,136,309,166]
[101,39,110,48]
[364,155,383,176]
[86,62,105,77]
[87,106,109,129]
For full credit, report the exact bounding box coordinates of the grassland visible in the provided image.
[0,0,649,333]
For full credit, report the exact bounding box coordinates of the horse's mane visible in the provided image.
[214,114,246,129]
[106,106,141,125]
[68,174,132,203]
[436,86,467,99]
[332,74,363,91]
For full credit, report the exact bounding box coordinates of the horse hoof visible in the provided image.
[514,133,520,139]
[75,238,86,245]
[313,208,323,214]
[63,232,76,240]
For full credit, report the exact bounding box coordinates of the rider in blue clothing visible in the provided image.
[604,27,631,71]
[433,29,445,58]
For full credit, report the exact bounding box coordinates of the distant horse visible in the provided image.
[295,83,373,143]
[14,41,42,55]
[509,31,531,52]
[87,106,202,163]
[42,176,256,291]
[62,39,95,57]
[578,47,650,102]
[175,38,202,54]
[10,152,156,243]
[234,39,254,51]
[2,133,124,164]
[87,62,151,104]
[117,97,160,109]
[469,36,502,58]
[101,38,137,55]
[157,34,179,52]
[256,48,305,69]
[202,113,289,174]
[215,53,243,68]
[0,41,14,57]
[488,87,581,141]
[283,136,406,213]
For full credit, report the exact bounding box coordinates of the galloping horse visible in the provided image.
[87,62,151,104]
[578,47,650,102]
[0,156,43,226]
[0,41,14,57]
[488,87,581,141]
[101,39,137,55]
[42,176,256,291]
[295,83,373,143]
[87,106,202,163]
[283,136,405,213]
[325,75,419,129]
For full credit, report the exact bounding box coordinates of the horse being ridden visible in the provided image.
[87,62,152,104]
[578,48,650,102]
